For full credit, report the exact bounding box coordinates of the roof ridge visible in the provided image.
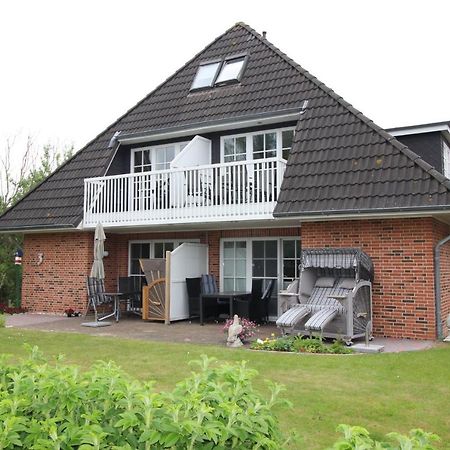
[238,22,450,192]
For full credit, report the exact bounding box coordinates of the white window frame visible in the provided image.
[219,236,301,292]
[220,126,295,163]
[130,141,189,173]
[128,239,200,276]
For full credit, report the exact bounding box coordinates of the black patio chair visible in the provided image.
[185,277,201,318]
[199,274,227,320]
[118,276,142,315]
[234,279,265,323]
[261,279,275,323]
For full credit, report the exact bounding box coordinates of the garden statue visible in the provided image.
[227,315,243,347]
[444,314,450,342]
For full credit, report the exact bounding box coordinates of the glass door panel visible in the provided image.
[223,241,247,291]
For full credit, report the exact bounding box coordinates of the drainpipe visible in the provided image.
[434,234,450,339]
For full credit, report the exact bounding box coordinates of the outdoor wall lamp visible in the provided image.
[37,253,44,266]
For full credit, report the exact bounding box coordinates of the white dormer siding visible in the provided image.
[443,139,450,179]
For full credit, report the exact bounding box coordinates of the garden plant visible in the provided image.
[0,346,290,449]
[251,335,353,354]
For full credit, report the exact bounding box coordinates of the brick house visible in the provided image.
[1,23,449,340]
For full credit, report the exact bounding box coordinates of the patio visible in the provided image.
[5,313,436,352]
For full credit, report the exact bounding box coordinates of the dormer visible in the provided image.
[387,121,450,178]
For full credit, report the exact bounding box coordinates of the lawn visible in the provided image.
[1,328,449,449]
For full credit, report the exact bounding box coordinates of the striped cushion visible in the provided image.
[276,305,310,328]
[305,308,338,331]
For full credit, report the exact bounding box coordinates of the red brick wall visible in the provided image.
[22,232,93,313]
[301,218,450,340]
[21,220,450,340]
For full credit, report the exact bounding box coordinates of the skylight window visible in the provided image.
[215,56,246,84]
[191,61,221,90]
[190,55,248,91]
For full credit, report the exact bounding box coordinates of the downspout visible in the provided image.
[434,234,450,339]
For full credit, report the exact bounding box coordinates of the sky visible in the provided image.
[1,0,449,161]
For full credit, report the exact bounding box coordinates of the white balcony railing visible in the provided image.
[83,158,287,228]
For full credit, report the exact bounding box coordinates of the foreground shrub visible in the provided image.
[331,424,440,449]
[0,346,290,449]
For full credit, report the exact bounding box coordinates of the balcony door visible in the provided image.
[131,143,188,211]
[220,128,294,205]
[220,237,301,318]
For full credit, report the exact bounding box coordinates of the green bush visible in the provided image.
[292,336,325,353]
[331,424,440,449]
[251,336,352,355]
[0,313,5,328]
[0,347,291,449]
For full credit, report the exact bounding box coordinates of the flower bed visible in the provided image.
[223,317,258,342]
[251,335,353,354]
[0,303,27,314]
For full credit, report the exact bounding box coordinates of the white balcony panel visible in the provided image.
[83,158,286,228]
[170,135,211,208]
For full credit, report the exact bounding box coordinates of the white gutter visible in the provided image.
[117,111,302,145]
[434,234,450,339]
[387,122,450,137]
[283,209,450,222]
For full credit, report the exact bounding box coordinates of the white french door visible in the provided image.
[220,237,301,318]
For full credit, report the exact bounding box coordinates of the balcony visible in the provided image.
[83,158,287,228]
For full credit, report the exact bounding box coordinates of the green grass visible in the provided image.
[1,328,449,449]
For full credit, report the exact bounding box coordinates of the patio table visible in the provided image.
[199,291,251,325]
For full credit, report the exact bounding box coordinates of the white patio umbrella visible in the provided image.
[82,222,110,327]
[90,222,106,279]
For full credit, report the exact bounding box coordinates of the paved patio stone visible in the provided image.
[5,313,436,352]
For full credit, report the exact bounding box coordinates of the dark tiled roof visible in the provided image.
[257,29,450,216]
[0,23,310,231]
[1,22,450,231]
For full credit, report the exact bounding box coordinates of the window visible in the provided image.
[133,149,152,173]
[132,142,188,173]
[223,241,247,291]
[154,242,174,258]
[282,239,301,288]
[190,55,247,91]
[215,56,246,84]
[129,240,198,276]
[129,242,151,276]
[191,61,221,90]
[253,132,277,159]
[223,136,247,162]
[252,240,278,278]
[221,127,295,162]
[443,139,450,179]
[282,130,294,160]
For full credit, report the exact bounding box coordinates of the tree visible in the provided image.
[0,136,73,304]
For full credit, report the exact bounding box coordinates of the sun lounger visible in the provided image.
[276,248,374,344]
